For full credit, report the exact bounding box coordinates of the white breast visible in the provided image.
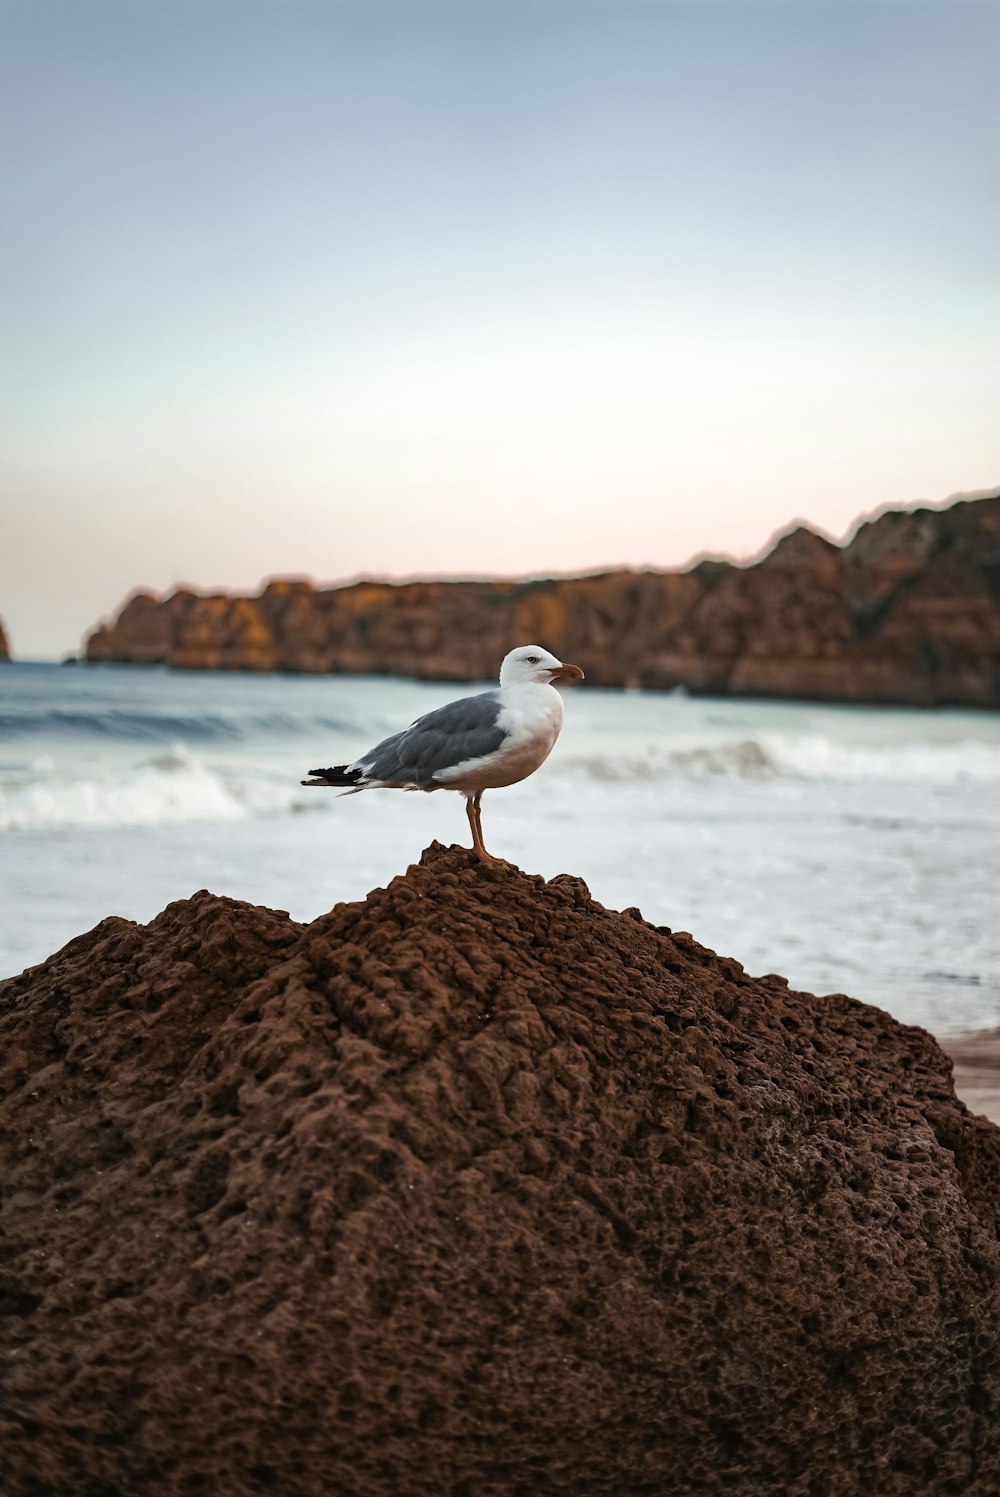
[434,683,565,793]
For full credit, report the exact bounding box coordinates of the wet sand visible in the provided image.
[944,1030,1000,1126]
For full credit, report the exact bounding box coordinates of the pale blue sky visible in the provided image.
[2,0,998,657]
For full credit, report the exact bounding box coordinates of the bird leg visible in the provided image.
[465,792,491,862]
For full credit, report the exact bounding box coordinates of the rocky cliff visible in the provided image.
[3,845,1000,1495]
[85,491,1000,704]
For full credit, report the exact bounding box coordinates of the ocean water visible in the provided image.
[2,661,999,1037]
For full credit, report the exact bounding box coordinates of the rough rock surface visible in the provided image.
[84,491,1000,706]
[3,845,1000,1495]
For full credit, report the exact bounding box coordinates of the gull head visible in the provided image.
[499,645,585,688]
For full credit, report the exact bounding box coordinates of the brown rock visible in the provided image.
[0,614,9,659]
[2,846,1000,1494]
[81,492,1000,706]
[86,588,169,664]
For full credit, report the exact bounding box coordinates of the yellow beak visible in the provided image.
[551,662,585,682]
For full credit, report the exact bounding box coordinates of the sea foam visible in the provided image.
[562,734,1000,785]
[0,745,322,831]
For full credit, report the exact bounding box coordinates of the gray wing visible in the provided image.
[357,690,507,790]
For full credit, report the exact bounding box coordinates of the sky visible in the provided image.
[1,0,998,659]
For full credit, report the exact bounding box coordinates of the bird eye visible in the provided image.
[524,655,540,664]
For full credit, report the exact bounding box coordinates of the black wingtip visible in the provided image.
[301,765,363,788]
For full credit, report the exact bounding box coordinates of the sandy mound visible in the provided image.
[2,843,1000,1495]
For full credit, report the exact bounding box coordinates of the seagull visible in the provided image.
[301,645,584,861]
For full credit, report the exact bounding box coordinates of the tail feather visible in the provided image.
[301,764,364,788]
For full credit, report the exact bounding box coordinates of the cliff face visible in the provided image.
[3,845,1000,1495]
[85,492,1000,705]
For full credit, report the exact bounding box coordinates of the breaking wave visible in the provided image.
[562,734,1000,785]
[3,731,1000,832]
[0,751,315,832]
